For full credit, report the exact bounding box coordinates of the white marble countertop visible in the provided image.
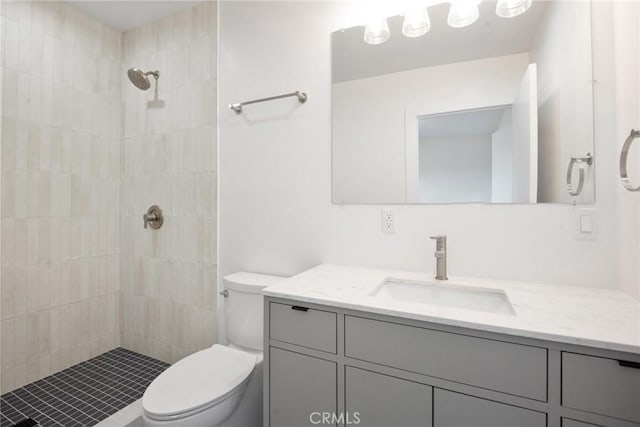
[263,264,640,354]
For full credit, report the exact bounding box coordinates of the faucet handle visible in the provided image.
[143,205,164,230]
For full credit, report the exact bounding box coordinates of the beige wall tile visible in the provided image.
[1,268,15,319]
[0,0,121,392]
[1,318,15,371]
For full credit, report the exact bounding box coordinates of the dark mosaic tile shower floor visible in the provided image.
[0,348,169,427]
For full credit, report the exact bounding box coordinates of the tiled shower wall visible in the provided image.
[0,1,122,394]
[119,2,218,364]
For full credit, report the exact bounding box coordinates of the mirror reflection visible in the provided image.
[331,1,595,204]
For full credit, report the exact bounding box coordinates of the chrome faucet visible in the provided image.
[430,235,448,280]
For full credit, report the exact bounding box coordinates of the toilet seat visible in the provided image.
[143,345,257,421]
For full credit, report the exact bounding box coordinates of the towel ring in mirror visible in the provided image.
[566,153,593,197]
[620,129,640,192]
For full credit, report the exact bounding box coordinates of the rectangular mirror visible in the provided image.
[331,1,595,204]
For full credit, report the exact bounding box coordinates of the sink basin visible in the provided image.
[370,278,515,315]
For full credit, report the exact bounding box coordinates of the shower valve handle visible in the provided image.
[143,206,164,230]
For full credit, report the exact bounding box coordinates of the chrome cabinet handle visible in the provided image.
[620,129,640,192]
[566,153,593,197]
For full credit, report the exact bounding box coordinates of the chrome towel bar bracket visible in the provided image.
[229,90,308,114]
[620,129,640,192]
[566,153,593,197]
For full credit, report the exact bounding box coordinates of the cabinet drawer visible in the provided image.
[562,352,640,423]
[345,315,547,401]
[345,367,432,427]
[270,302,337,353]
[434,389,546,427]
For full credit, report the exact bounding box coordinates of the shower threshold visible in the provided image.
[1,348,169,427]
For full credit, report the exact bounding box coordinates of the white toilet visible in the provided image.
[142,272,284,427]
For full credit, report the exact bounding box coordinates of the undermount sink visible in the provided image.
[370,278,516,316]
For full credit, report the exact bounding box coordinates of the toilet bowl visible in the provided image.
[141,273,285,427]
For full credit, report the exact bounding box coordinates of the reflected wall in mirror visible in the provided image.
[332,1,595,204]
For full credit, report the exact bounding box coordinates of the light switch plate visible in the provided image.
[574,208,597,240]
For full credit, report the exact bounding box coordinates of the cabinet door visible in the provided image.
[434,389,546,427]
[269,347,337,427]
[345,367,432,427]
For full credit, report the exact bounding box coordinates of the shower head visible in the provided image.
[127,68,159,91]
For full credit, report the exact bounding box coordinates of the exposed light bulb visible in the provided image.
[495,0,532,18]
[402,7,431,38]
[448,0,481,28]
[363,17,391,45]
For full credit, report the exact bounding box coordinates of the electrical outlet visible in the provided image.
[382,209,396,233]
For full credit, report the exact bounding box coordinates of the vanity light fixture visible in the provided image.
[363,0,532,45]
[495,0,532,18]
[363,17,391,45]
[447,0,481,28]
[402,7,431,37]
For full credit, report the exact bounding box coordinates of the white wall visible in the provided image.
[218,1,638,343]
[610,1,640,298]
[531,1,594,204]
[332,54,529,203]
[491,110,513,203]
[419,136,492,203]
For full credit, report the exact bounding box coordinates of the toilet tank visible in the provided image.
[223,272,285,351]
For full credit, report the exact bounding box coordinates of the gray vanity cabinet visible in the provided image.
[433,389,546,427]
[345,367,433,427]
[264,298,640,427]
[269,347,337,427]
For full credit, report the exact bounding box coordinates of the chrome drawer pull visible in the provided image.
[620,129,640,191]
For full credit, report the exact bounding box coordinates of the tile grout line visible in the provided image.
[5,393,67,427]
[84,355,164,384]
[28,380,108,422]
[1,398,28,424]
[54,370,137,405]
[40,376,122,415]
[45,373,130,407]
[99,352,167,375]
[67,364,148,399]
[79,360,159,388]
[19,387,99,425]
[106,349,169,371]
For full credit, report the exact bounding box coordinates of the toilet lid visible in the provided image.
[143,345,257,418]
